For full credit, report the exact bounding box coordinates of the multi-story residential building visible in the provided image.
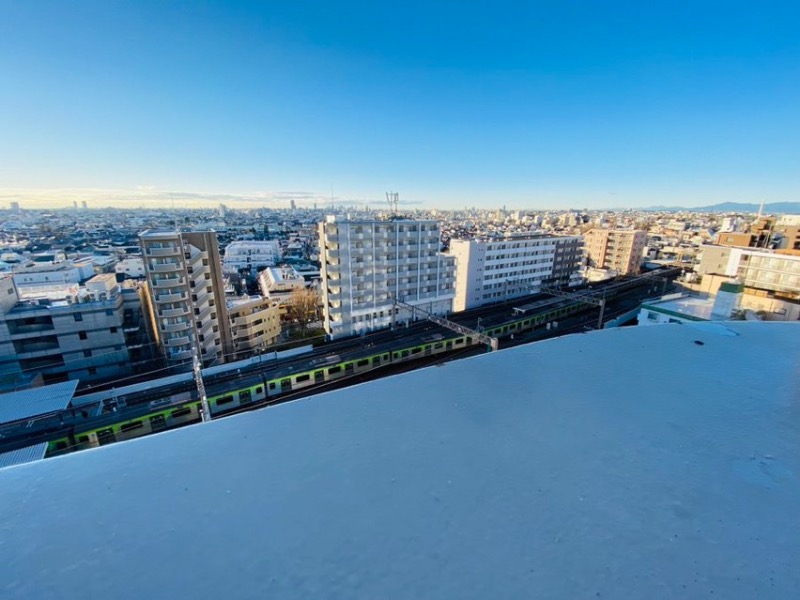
[696,245,800,301]
[12,257,95,298]
[319,216,456,339]
[447,235,584,311]
[584,229,647,275]
[0,274,136,385]
[222,241,281,274]
[258,265,307,319]
[227,295,281,358]
[139,230,231,367]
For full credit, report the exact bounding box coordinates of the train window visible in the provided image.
[401,350,410,357]
[269,382,277,390]
[217,395,234,406]
[411,347,421,355]
[357,359,369,367]
[78,435,89,443]
[328,366,341,374]
[345,363,354,372]
[296,374,310,382]
[150,415,167,430]
[240,389,252,403]
[97,428,116,445]
[171,408,192,419]
[55,441,68,450]
[255,386,263,395]
[455,339,464,345]
[280,379,291,389]
[120,421,144,433]
[434,343,443,349]
[383,354,389,360]
[372,356,381,364]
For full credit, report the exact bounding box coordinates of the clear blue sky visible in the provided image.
[1,1,799,209]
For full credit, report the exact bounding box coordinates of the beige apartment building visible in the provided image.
[139,230,232,367]
[226,295,281,358]
[584,229,647,276]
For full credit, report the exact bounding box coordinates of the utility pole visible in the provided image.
[192,347,211,422]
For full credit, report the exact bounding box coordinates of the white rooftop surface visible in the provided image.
[1,323,799,598]
[643,294,717,320]
[0,380,78,424]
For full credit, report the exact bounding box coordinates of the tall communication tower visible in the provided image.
[386,191,399,215]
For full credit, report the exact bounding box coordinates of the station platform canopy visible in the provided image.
[0,380,77,425]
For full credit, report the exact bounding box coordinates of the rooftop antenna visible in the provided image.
[757,199,765,219]
[386,191,399,216]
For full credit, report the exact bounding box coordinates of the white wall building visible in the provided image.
[222,241,281,274]
[115,257,145,279]
[447,235,584,311]
[319,217,456,339]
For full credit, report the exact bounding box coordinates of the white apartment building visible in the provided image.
[319,217,456,339]
[140,230,232,367]
[447,235,584,311]
[697,245,800,301]
[222,241,281,274]
[115,257,145,279]
[584,229,647,276]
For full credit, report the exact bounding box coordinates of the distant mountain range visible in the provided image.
[643,202,800,214]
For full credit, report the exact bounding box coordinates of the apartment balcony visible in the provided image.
[156,291,188,303]
[326,250,342,259]
[188,264,208,278]
[166,349,193,361]
[150,262,182,273]
[14,339,60,354]
[7,322,55,336]
[159,307,189,318]
[165,335,191,347]
[163,321,191,333]
[147,247,180,257]
[152,277,186,288]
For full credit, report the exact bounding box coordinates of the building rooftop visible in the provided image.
[641,293,718,321]
[1,323,798,598]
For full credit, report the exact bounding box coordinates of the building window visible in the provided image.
[88,367,97,375]
[74,313,83,322]
[110,327,118,333]
[105,309,113,316]
[83,349,92,357]
[79,331,87,340]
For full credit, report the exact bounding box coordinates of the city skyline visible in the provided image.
[1,2,799,209]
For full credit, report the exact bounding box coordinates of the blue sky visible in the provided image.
[1,1,799,209]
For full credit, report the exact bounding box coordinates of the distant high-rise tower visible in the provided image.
[139,230,232,367]
[72,201,78,209]
[81,201,88,209]
[290,199,296,211]
[218,204,227,218]
[9,201,20,214]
